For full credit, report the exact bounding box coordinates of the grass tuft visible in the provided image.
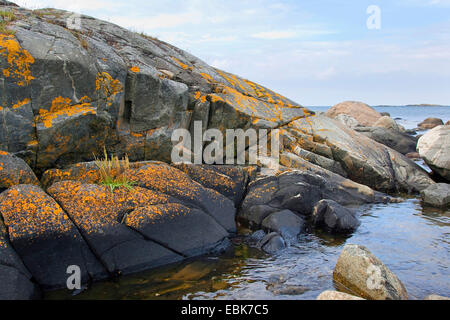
[94,148,135,192]
[0,10,16,35]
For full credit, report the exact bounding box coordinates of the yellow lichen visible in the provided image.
[0,34,35,87]
[95,72,123,106]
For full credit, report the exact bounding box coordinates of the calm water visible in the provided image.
[47,199,450,300]
[46,106,450,300]
[308,105,450,130]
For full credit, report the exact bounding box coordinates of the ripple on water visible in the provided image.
[46,198,450,300]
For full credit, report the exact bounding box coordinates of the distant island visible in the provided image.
[372,104,449,107]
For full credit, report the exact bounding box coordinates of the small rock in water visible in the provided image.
[418,117,444,130]
[257,232,286,254]
[317,290,364,300]
[333,244,408,300]
[312,200,360,233]
[268,284,309,296]
[261,209,305,240]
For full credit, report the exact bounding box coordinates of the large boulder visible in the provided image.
[0,150,39,191]
[325,101,382,127]
[373,116,405,132]
[354,126,417,155]
[333,244,408,300]
[312,199,360,233]
[0,184,107,289]
[418,118,444,130]
[285,115,434,192]
[417,125,450,182]
[420,183,450,208]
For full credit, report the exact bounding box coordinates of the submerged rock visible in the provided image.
[257,232,286,254]
[420,183,450,208]
[333,244,408,300]
[312,200,360,233]
[417,125,450,182]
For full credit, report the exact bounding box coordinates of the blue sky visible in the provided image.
[15,0,450,106]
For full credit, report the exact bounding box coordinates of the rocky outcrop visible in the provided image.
[354,126,417,155]
[312,200,360,233]
[417,126,450,182]
[325,101,382,126]
[373,116,405,132]
[333,244,408,300]
[420,183,450,208]
[418,118,444,130]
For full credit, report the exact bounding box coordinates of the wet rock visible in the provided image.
[257,232,286,254]
[424,294,450,300]
[261,210,305,239]
[316,290,364,300]
[312,200,360,233]
[48,181,183,276]
[0,184,107,290]
[325,101,382,126]
[124,203,230,257]
[333,244,408,300]
[0,151,39,191]
[420,183,450,208]
[239,205,279,229]
[418,118,444,130]
[0,218,40,299]
[268,284,309,296]
[248,229,266,245]
[417,125,450,182]
[355,126,417,155]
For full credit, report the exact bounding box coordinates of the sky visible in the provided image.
[13,0,450,106]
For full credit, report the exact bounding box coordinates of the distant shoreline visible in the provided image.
[307,105,449,108]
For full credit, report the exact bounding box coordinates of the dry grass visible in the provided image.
[0,10,16,35]
[94,148,135,192]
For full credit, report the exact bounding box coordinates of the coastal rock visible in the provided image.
[354,126,417,155]
[418,118,444,130]
[239,167,393,230]
[261,209,305,239]
[373,116,405,132]
[406,152,421,160]
[0,218,40,300]
[0,151,39,191]
[333,244,408,300]
[286,115,433,192]
[334,114,359,129]
[325,101,382,126]
[0,184,107,289]
[417,125,450,181]
[420,183,450,208]
[316,290,364,300]
[312,200,360,233]
[257,232,286,254]
[47,181,184,276]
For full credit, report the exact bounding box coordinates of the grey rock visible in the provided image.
[261,209,305,239]
[258,232,286,254]
[420,183,450,208]
[354,126,417,155]
[312,199,360,233]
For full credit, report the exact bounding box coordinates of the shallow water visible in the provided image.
[46,198,450,300]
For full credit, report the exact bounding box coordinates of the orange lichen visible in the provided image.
[36,96,95,128]
[95,72,123,106]
[171,57,194,71]
[0,185,73,240]
[125,203,191,228]
[130,66,140,73]
[11,98,30,109]
[0,34,35,86]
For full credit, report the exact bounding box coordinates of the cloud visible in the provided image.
[251,30,297,39]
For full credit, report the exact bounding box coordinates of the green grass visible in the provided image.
[0,10,16,22]
[94,148,135,192]
[0,10,16,35]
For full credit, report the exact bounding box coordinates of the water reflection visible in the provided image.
[46,199,449,300]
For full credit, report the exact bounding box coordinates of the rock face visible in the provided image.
[354,126,417,155]
[333,244,408,300]
[325,101,382,127]
[418,118,444,130]
[420,183,450,208]
[312,200,360,233]
[316,290,364,300]
[0,151,39,191]
[417,126,450,182]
